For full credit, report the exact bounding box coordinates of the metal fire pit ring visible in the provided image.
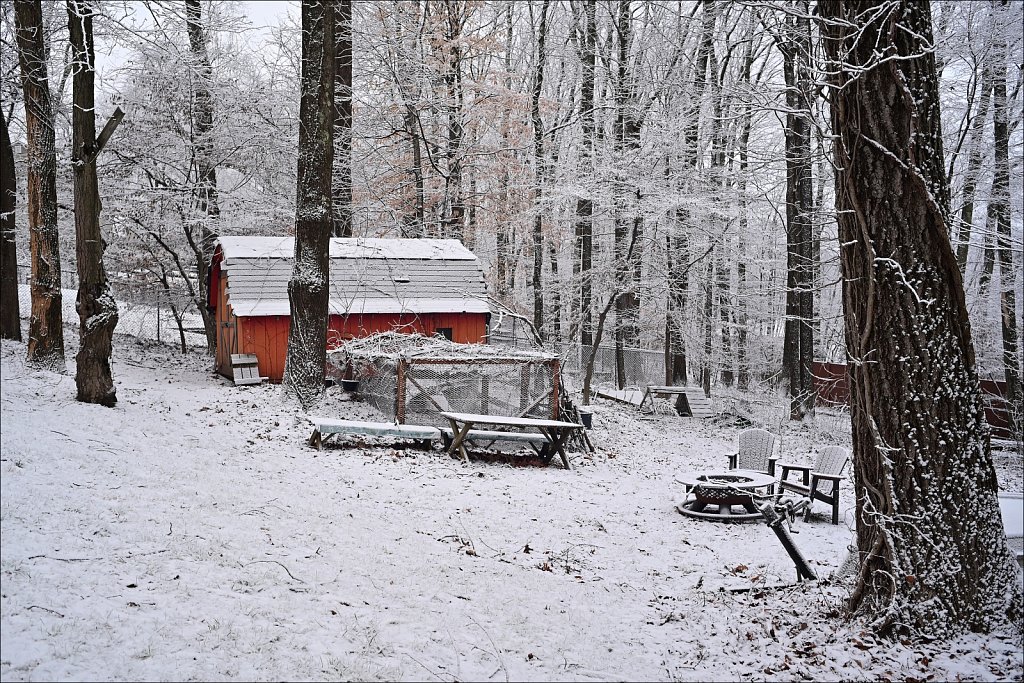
[675,470,777,523]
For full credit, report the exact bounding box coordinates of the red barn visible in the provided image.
[209,237,490,382]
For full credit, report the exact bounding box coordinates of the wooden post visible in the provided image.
[481,373,489,414]
[520,364,529,414]
[396,359,406,424]
[550,359,560,419]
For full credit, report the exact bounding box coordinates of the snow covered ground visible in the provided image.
[1,331,1022,681]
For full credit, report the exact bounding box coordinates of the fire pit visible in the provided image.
[676,470,777,522]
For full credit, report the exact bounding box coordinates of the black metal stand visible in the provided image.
[759,502,817,582]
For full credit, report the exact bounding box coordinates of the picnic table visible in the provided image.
[439,411,584,470]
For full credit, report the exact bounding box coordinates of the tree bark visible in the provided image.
[530,0,549,340]
[14,0,65,371]
[333,0,353,237]
[67,0,118,406]
[185,0,220,354]
[821,0,1022,636]
[954,61,992,271]
[0,108,20,341]
[442,1,465,240]
[777,2,816,419]
[613,0,641,387]
[987,0,1020,431]
[284,0,335,410]
[574,0,596,349]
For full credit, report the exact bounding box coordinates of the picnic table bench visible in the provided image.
[439,427,550,450]
[308,418,441,450]
[440,411,584,470]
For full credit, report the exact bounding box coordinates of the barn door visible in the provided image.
[219,316,238,372]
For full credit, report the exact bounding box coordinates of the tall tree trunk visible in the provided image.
[574,0,596,348]
[14,0,65,371]
[701,259,713,397]
[669,1,714,386]
[284,0,335,410]
[987,0,1020,430]
[333,0,353,237]
[185,0,220,354]
[68,0,119,406]
[777,2,816,419]
[442,2,464,240]
[613,0,640,387]
[494,1,515,299]
[0,108,20,341]
[666,157,688,385]
[954,62,992,271]
[821,0,1022,636]
[530,0,549,339]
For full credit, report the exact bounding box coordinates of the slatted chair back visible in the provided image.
[735,428,777,474]
[813,446,850,495]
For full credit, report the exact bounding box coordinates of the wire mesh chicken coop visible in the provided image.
[327,332,561,428]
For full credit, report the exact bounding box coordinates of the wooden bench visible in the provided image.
[639,386,712,417]
[231,353,268,386]
[308,418,441,451]
[439,427,550,451]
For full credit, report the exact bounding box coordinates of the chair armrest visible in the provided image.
[810,471,843,482]
[779,463,812,486]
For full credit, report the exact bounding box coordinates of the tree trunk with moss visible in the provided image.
[821,0,1022,636]
[14,0,65,370]
[68,0,119,406]
[284,0,335,410]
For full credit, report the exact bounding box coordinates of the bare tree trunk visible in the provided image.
[442,2,465,240]
[954,62,992,271]
[494,2,515,298]
[821,0,1022,636]
[613,0,640,387]
[284,0,335,410]
[666,157,688,385]
[777,2,816,419]
[185,0,220,354]
[0,108,20,341]
[333,0,353,237]
[701,260,713,397]
[574,0,596,348]
[14,0,65,371]
[67,0,119,406]
[669,1,714,386]
[530,0,549,339]
[987,0,1020,429]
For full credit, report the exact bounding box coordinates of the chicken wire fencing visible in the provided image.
[490,326,666,389]
[328,333,561,429]
[15,265,208,350]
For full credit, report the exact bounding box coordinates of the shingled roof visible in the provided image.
[216,236,490,317]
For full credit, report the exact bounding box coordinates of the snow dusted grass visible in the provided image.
[1,333,1021,681]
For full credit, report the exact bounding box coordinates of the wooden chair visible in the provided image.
[776,445,850,525]
[726,428,778,476]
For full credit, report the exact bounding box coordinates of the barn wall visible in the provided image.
[238,312,488,382]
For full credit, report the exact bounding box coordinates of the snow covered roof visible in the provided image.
[215,236,489,317]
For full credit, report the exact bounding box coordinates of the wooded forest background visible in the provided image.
[1,0,1021,418]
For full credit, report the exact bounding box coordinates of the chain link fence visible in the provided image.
[16,264,209,350]
[490,317,666,389]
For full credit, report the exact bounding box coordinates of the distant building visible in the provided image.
[209,236,490,382]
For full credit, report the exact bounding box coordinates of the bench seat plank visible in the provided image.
[309,418,441,450]
[439,427,549,444]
